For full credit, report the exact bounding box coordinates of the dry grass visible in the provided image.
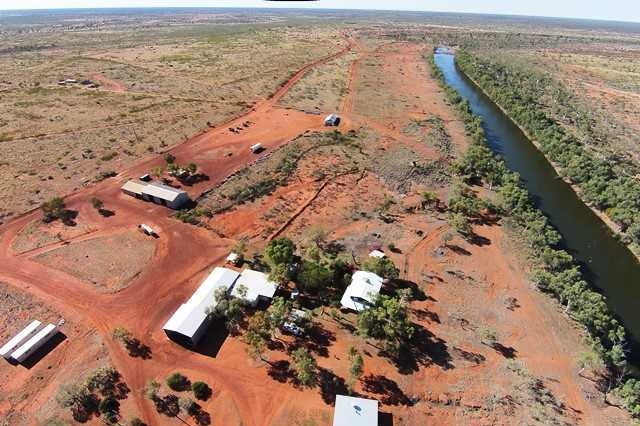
[0,22,344,220]
[279,51,357,113]
[34,230,156,292]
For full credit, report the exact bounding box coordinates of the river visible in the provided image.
[434,52,640,362]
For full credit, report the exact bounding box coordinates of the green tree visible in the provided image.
[448,212,473,238]
[41,197,72,224]
[208,286,246,334]
[291,347,318,387]
[187,162,198,175]
[347,347,364,393]
[164,153,176,164]
[90,197,104,211]
[357,295,414,356]
[265,237,296,267]
[166,372,189,391]
[111,327,133,348]
[86,367,120,397]
[191,381,211,401]
[297,260,332,293]
[361,256,399,280]
[615,379,640,417]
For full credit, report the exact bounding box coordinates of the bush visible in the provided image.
[166,372,190,391]
[191,381,211,401]
[361,256,399,280]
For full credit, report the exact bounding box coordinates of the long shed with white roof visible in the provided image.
[10,323,59,363]
[163,267,240,346]
[121,180,190,209]
[0,320,43,359]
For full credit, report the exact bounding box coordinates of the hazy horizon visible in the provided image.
[0,1,639,24]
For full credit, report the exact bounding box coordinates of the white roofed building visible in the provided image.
[340,271,383,312]
[369,249,386,259]
[0,320,43,359]
[121,180,190,209]
[231,269,278,307]
[163,267,240,346]
[333,395,378,426]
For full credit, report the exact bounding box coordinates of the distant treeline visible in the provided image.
[455,50,640,256]
[427,54,640,416]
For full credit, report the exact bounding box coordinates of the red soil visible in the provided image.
[0,33,630,426]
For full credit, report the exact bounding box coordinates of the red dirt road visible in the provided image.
[0,36,355,426]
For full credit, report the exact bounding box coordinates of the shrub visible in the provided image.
[191,381,211,401]
[166,372,190,391]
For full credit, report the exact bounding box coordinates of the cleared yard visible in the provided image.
[34,230,156,292]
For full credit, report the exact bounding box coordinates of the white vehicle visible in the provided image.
[324,113,341,127]
[281,321,304,337]
[138,223,157,237]
[250,143,263,153]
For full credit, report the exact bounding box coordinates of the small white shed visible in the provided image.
[333,395,378,426]
[340,271,383,312]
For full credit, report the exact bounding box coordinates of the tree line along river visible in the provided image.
[434,52,640,364]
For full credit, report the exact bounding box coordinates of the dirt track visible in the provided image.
[0,35,356,425]
[0,33,630,426]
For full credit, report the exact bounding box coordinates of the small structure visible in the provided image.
[369,249,386,259]
[163,267,240,347]
[226,252,241,266]
[11,323,59,363]
[333,395,378,426]
[64,79,77,84]
[325,113,341,127]
[121,180,190,209]
[138,224,157,237]
[139,173,152,182]
[340,271,383,312]
[0,320,42,359]
[250,143,263,153]
[231,269,277,307]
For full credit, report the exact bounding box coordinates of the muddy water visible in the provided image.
[434,52,640,362]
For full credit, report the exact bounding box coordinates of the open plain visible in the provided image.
[0,8,637,426]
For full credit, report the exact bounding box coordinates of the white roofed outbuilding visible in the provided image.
[121,180,190,209]
[231,269,278,307]
[340,271,383,312]
[369,249,386,259]
[0,320,43,359]
[163,267,240,346]
[333,395,378,426]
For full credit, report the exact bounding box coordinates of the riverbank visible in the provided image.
[454,56,640,263]
[430,51,640,417]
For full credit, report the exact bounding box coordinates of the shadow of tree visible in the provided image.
[394,325,453,374]
[452,347,486,365]
[362,374,413,406]
[318,368,348,405]
[267,359,293,383]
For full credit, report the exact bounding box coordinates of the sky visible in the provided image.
[1,0,639,23]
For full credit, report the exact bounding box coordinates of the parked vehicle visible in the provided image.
[281,321,304,337]
[138,223,157,237]
[139,173,151,182]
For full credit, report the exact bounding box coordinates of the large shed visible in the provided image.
[121,180,190,209]
[340,271,383,311]
[333,395,378,426]
[0,320,42,359]
[163,267,240,346]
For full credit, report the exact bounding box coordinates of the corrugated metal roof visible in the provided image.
[0,320,42,358]
[231,269,277,304]
[121,180,148,195]
[333,395,378,426]
[163,267,240,339]
[340,271,383,311]
[144,182,187,202]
